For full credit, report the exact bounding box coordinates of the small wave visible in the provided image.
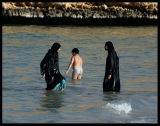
[103,102,132,114]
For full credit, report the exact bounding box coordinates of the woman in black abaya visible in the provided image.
[103,41,120,92]
[40,42,66,90]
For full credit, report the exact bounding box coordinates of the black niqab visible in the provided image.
[105,41,115,53]
[51,42,61,52]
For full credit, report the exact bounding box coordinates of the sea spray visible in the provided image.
[103,102,132,114]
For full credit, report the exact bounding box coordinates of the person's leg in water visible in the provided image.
[72,68,83,80]
[72,72,82,80]
[72,72,78,79]
[77,74,82,79]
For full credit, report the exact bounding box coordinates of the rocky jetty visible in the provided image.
[2,2,158,25]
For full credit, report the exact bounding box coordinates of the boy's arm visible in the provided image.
[66,56,74,74]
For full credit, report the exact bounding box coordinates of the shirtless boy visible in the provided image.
[66,48,83,80]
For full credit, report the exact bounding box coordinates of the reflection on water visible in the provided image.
[40,91,63,111]
[2,25,157,123]
[103,92,121,102]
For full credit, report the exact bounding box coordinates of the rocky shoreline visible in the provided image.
[2,2,158,25]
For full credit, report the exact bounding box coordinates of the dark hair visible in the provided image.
[51,42,61,52]
[72,48,79,54]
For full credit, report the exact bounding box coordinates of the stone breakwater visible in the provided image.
[2,2,158,25]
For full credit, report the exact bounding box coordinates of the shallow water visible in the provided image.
[2,25,157,123]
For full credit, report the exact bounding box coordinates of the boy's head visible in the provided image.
[72,48,79,55]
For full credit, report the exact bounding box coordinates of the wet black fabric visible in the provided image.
[40,43,64,90]
[103,42,120,92]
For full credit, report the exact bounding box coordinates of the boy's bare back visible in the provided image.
[72,54,83,68]
[66,48,83,79]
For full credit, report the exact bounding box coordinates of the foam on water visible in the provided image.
[104,102,132,114]
[130,117,156,123]
[130,119,148,123]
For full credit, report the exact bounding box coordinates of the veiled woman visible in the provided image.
[40,42,66,91]
[103,41,120,92]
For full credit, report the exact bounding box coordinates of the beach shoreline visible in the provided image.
[2,2,158,25]
[2,16,157,26]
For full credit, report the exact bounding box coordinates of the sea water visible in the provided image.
[2,25,157,123]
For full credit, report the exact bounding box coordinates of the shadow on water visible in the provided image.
[103,91,121,102]
[40,90,64,112]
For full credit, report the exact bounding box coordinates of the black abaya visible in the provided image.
[103,43,120,92]
[40,43,64,90]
